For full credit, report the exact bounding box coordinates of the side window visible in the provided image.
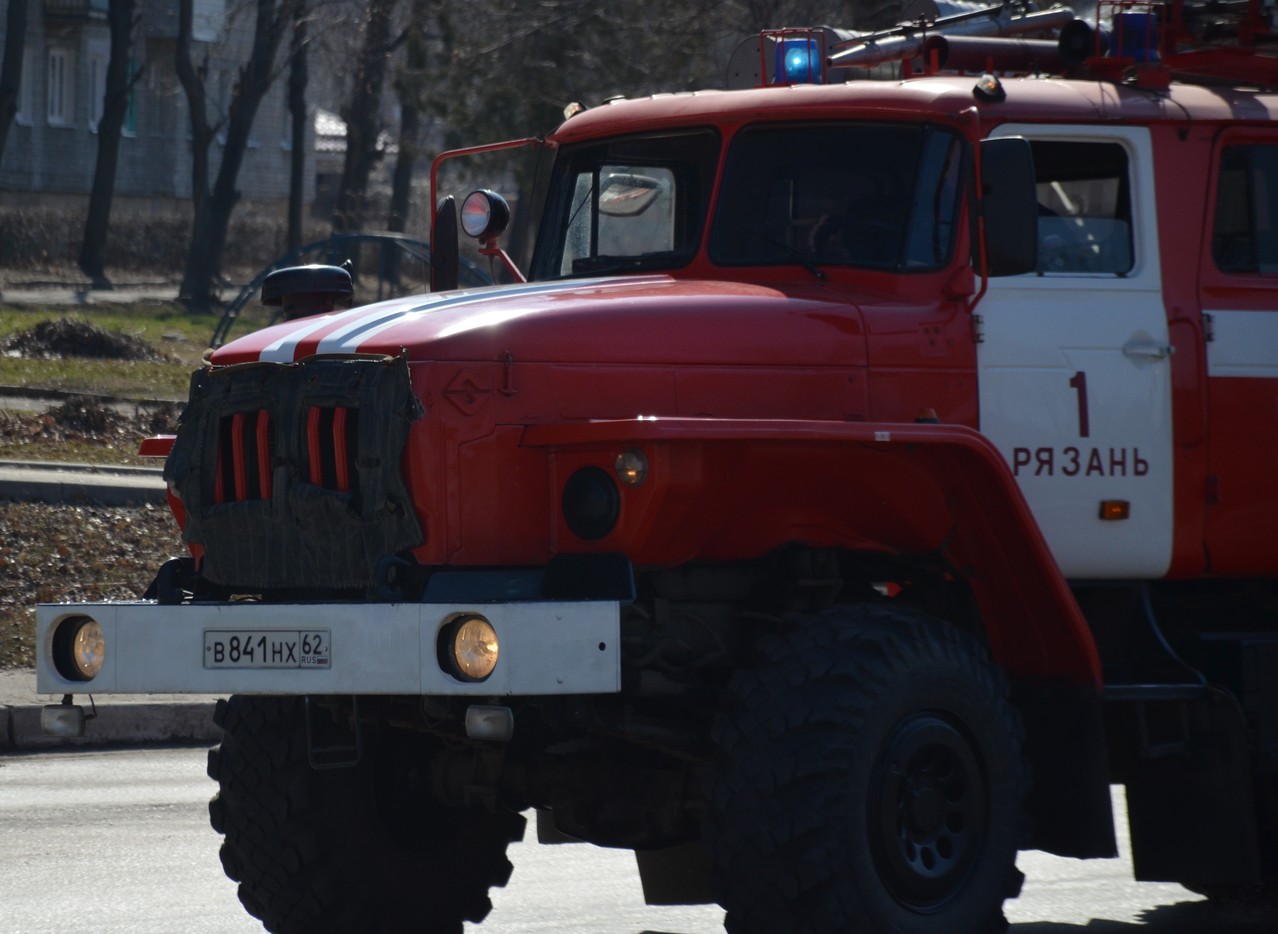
[1213,145,1278,275]
[1030,141,1133,275]
[561,167,676,275]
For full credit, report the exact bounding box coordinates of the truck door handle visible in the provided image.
[1122,340,1175,361]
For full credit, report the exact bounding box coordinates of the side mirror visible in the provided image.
[978,137,1038,277]
[431,195,459,292]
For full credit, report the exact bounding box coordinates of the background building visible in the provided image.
[0,0,312,217]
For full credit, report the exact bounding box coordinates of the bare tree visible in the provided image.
[286,0,309,250]
[177,0,297,312]
[0,0,28,161]
[79,0,140,288]
[387,0,428,234]
[410,0,738,149]
[331,0,397,233]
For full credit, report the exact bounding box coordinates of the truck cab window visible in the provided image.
[1030,141,1133,275]
[532,130,719,280]
[1213,144,1278,275]
[563,167,677,272]
[709,123,963,273]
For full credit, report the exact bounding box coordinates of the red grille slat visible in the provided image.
[231,412,248,502]
[307,407,323,487]
[213,447,226,504]
[256,411,272,499]
[211,410,276,505]
[212,406,357,503]
[333,408,350,493]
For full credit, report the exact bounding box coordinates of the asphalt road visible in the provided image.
[0,746,1273,934]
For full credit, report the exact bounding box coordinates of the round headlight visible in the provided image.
[54,616,105,682]
[460,190,512,241]
[451,616,499,682]
[562,466,620,541]
[614,449,648,487]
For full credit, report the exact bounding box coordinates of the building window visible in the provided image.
[215,68,231,144]
[47,49,72,126]
[87,42,108,132]
[123,57,138,136]
[14,51,32,125]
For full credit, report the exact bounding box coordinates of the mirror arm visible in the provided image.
[479,237,527,284]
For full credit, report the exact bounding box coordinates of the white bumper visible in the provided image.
[36,601,620,696]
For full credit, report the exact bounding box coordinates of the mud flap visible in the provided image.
[304,695,362,770]
[635,842,715,906]
[1014,681,1117,859]
[1118,685,1262,884]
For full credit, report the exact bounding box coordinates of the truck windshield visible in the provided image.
[531,129,720,280]
[709,123,964,272]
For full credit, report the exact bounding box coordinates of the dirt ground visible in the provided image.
[0,501,184,668]
[2,316,177,362]
[0,315,187,669]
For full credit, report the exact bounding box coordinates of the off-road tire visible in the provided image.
[706,604,1029,934]
[207,695,525,934]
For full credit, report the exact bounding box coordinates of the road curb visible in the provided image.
[0,384,182,408]
[0,459,167,505]
[0,702,220,751]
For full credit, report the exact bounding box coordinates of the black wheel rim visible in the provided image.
[870,712,987,912]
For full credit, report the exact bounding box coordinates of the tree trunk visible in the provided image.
[387,104,418,234]
[287,2,308,251]
[79,0,137,288]
[178,0,295,313]
[388,4,426,236]
[176,0,215,309]
[0,0,29,161]
[331,0,396,234]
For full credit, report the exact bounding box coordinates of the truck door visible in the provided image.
[977,125,1174,579]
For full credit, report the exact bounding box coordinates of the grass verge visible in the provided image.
[0,306,205,401]
[0,357,194,400]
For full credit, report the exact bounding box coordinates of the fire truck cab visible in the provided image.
[36,2,1278,932]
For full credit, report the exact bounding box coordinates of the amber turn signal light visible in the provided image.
[1098,500,1131,521]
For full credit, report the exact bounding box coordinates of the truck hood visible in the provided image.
[213,276,867,368]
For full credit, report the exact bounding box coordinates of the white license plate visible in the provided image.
[203,630,331,669]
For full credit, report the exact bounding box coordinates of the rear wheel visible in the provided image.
[706,604,1028,934]
[208,695,524,934]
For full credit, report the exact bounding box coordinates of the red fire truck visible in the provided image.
[37,2,1278,931]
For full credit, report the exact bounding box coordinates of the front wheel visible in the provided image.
[207,696,525,934]
[706,605,1028,934]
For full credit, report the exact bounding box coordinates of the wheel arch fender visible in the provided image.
[525,417,1101,687]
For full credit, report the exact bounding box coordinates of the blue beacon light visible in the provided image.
[776,38,823,84]
[1115,12,1160,63]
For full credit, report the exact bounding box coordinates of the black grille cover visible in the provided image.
[165,355,424,590]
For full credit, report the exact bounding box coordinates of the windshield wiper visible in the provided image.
[738,227,826,281]
[569,251,685,277]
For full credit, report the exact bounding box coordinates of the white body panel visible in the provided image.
[1204,309,1278,379]
[979,125,1174,580]
[36,601,621,696]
